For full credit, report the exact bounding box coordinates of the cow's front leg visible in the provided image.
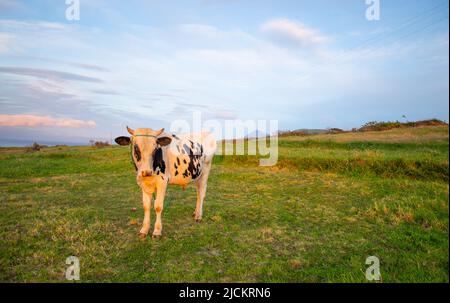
[139,190,153,238]
[152,183,167,238]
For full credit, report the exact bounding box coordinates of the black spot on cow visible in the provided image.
[175,170,178,176]
[152,147,166,174]
[183,159,187,164]
[186,153,202,179]
[133,144,141,162]
[130,144,140,171]
[174,163,178,169]
[177,157,180,165]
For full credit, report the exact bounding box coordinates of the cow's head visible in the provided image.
[115,126,172,178]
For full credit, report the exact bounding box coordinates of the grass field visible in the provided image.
[0,126,448,282]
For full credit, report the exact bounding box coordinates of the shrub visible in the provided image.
[92,141,110,148]
[358,119,447,132]
[327,128,345,134]
[278,130,308,137]
[26,142,47,152]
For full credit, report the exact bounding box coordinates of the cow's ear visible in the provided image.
[157,137,172,146]
[115,136,131,146]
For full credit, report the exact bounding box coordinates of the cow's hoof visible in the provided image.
[152,234,162,239]
[195,218,202,223]
[138,232,147,239]
[192,211,196,217]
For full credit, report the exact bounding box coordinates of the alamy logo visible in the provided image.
[365,256,381,281]
[366,0,380,21]
[65,0,80,21]
[170,111,279,166]
[65,256,80,280]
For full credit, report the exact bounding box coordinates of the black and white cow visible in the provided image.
[115,127,216,238]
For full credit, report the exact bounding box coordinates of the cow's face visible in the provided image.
[115,127,172,179]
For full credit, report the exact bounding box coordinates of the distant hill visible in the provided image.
[278,128,328,137]
[277,119,448,138]
[244,129,271,139]
[0,138,89,147]
[244,128,328,139]
[291,128,328,134]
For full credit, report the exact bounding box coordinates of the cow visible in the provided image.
[114,126,216,238]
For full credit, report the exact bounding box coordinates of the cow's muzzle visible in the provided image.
[140,170,153,177]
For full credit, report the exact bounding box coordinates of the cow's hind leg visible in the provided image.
[194,160,212,222]
[139,191,152,238]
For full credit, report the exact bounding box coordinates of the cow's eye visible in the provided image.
[134,144,141,161]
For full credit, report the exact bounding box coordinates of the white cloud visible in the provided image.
[0,33,14,54]
[0,0,23,10]
[0,66,103,83]
[0,15,447,136]
[0,114,96,128]
[179,24,222,37]
[0,19,67,31]
[261,18,329,47]
[0,19,94,54]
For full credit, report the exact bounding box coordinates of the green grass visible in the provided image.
[0,126,448,282]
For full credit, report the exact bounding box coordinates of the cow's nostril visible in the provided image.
[141,171,152,177]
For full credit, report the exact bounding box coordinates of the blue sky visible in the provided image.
[0,0,448,144]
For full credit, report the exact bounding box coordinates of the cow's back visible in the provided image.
[166,132,216,186]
